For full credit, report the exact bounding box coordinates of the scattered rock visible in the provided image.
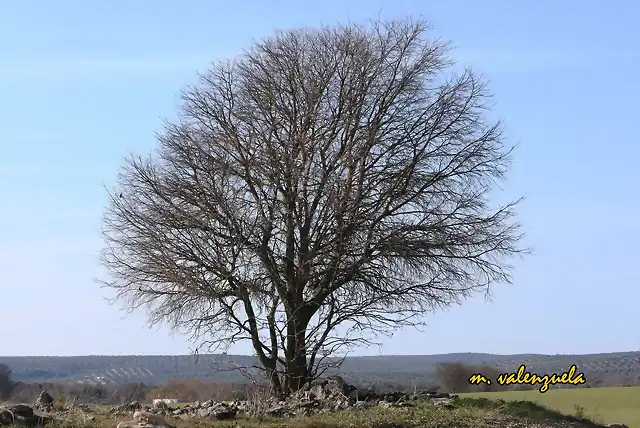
[153,400,169,411]
[203,403,237,420]
[0,404,51,427]
[109,401,143,415]
[126,401,143,411]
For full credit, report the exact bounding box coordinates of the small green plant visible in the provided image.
[572,404,586,419]
[55,392,66,409]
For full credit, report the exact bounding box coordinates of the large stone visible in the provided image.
[0,409,13,425]
[206,403,237,420]
[117,422,169,428]
[0,405,51,427]
[129,411,175,428]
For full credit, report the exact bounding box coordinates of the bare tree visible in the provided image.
[100,17,526,396]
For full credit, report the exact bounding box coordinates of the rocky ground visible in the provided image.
[0,377,631,428]
[104,375,459,424]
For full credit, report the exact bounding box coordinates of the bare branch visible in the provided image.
[99,16,527,396]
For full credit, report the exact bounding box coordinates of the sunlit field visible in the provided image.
[462,386,640,428]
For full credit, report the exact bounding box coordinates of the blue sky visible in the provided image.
[1,0,638,357]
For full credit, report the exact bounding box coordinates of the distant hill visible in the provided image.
[1,352,639,387]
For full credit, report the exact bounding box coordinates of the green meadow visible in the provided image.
[463,386,640,428]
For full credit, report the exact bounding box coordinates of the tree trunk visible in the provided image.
[284,311,310,394]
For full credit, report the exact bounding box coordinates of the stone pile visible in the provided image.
[113,399,241,421]
[109,375,459,423]
[0,382,629,428]
[0,379,459,428]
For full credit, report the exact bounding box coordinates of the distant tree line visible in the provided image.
[0,364,13,400]
[1,362,640,404]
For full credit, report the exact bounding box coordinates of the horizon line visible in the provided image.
[1,350,638,358]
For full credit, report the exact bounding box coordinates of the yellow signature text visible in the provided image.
[468,364,586,393]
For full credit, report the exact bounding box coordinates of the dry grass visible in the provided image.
[44,397,609,428]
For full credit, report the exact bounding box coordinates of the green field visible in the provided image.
[463,386,640,428]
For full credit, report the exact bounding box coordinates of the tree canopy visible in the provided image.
[100,18,525,396]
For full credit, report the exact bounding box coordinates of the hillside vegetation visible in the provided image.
[2,351,640,388]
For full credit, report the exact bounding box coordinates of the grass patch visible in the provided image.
[463,386,640,428]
